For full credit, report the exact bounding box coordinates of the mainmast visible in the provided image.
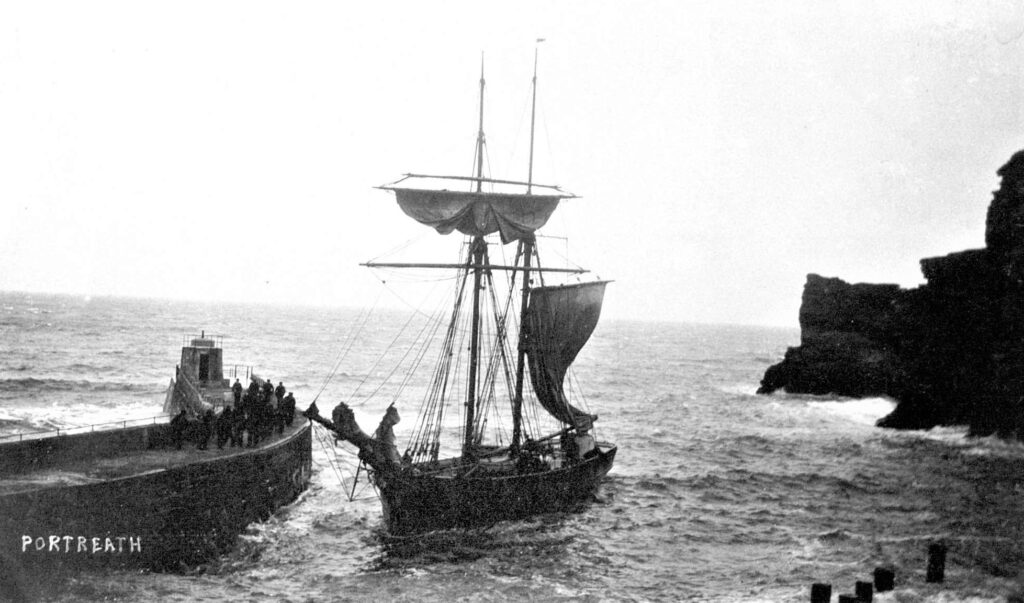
[511,237,533,450]
[464,54,487,460]
[527,40,541,195]
[513,40,543,449]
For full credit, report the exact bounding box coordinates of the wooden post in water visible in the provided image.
[873,567,895,592]
[926,542,947,583]
[810,583,831,603]
[855,580,873,602]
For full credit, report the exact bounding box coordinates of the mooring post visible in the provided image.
[873,567,895,592]
[855,580,873,602]
[926,542,947,583]
[810,583,831,603]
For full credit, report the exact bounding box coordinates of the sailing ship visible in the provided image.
[306,51,616,534]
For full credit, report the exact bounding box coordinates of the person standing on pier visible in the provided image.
[282,392,296,426]
[196,409,214,450]
[229,401,244,447]
[215,407,234,449]
[170,410,188,450]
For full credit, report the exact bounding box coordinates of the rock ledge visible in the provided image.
[759,151,1024,437]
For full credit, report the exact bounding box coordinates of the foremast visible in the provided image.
[465,236,484,460]
[464,55,487,460]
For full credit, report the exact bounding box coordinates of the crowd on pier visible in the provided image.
[170,378,298,451]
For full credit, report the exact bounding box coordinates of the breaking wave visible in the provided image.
[0,378,157,394]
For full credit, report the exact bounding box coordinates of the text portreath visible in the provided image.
[21,535,142,554]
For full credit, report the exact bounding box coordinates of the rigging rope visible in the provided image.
[364,231,429,266]
[349,289,446,406]
[311,288,381,404]
[312,424,349,494]
[371,267,458,319]
[313,424,380,502]
[406,247,471,462]
[535,233,585,274]
[471,259,519,447]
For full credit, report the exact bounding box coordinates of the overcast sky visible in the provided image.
[2,1,1023,326]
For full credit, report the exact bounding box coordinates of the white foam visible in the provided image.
[28,399,164,432]
[959,433,1024,459]
[0,407,24,422]
[719,383,760,397]
[807,397,896,425]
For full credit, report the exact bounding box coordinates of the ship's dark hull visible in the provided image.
[0,421,311,574]
[373,444,616,534]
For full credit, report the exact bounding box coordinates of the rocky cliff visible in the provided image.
[759,150,1024,437]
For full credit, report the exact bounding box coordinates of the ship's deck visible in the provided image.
[0,422,308,496]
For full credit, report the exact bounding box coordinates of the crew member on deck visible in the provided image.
[374,404,402,464]
[560,431,578,464]
[232,379,243,405]
[275,381,286,405]
[575,429,596,460]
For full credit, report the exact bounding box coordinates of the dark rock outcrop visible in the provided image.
[760,150,1024,437]
[758,275,905,398]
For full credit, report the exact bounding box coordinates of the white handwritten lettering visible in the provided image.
[20,534,143,554]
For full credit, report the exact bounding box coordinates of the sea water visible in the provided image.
[1,291,1022,602]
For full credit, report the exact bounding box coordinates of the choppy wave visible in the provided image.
[1,292,1021,602]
